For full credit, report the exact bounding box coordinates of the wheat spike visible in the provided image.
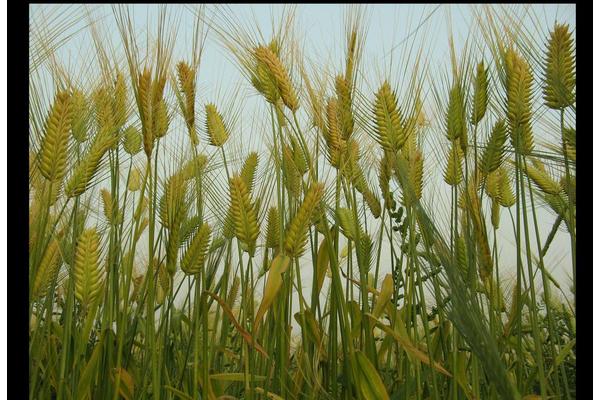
[324,98,344,168]
[491,199,500,230]
[290,136,308,175]
[73,228,104,307]
[205,103,230,147]
[265,207,280,249]
[100,189,122,225]
[335,75,354,140]
[229,175,260,255]
[153,258,172,305]
[479,120,507,175]
[181,222,212,275]
[32,239,62,299]
[153,99,169,139]
[402,148,424,206]
[543,23,575,110]
[70,89,89,143]
[93,86,114,132]
[506,49,534,155]
[176,61,197,143]
[282,143,302,199]
[254,45,299,111]
[38,91,73,182]
[128,168,142,192]
[525,158,562,195]
[444,139,464,186]
[122,125,142,155]
[284,183,325,257]
[471,61,489,125]
[446,83,467,151]
[562,127,576,162]
[240,152,259,194]
[373,81,405,152]
[113,71,128,129]
[159,173,189,230]
[497,167,515,207]
[138,69,154,157]
[252,54,281,105]
[378,153,394,211]
[336,207,359,241]
[64,128,116,198]
[181,154,208,180]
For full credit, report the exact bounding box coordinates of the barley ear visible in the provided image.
[373,81,405,152]
[446,84,467,152]
[38,91,73,182]
[205,103,230,147]
[73,228,104,308]
[181,222,212,275]
[470,61,488,125]
[32,239,62,299]
[265,207,280,249]
[284,183,325,257]
[229,175,260,255]
[479,120,507,175]
[543,23,576,110]
[444,139,464,186]
[506,50,534,155]
[254,45,299,111]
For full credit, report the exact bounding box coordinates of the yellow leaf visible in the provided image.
[354,350,390,400]
[373,274,394,318]
[254,254,291,331]
[111,367,134,400]
[366,313,452,377]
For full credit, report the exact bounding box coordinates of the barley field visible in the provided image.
[29,4,576,399]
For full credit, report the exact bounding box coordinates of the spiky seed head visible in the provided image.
[543,23,576,110]
[284,183,325,257]
[562,127,576,162]
[128,168,142,192]
[38,91,73,182]
[325,98,343,168]
[122,125,142,155]
[70,89,89,143]
[138,69,154,157]
[176,61,197,141]
[32,239,62,299]
[479,120,507,175]
[525,158,562,195]
[181,222,212,275]
[73,228,104,307]
[205,103,230,147]
[240,152,259,194]
[470,61,488,125]
[265,207,280,249]
[229,175,260,255]
[373,81,405,152]
[153,99,169,139]
[444,139,464,186]
[282,144,302,199]
[181,154,208,180]
[378,153,394,211]
[506,49,535,155]
[254,45,299,111]
[113,72,128,129]
[159,173,188,230]
[335,75,354,140]
[446,83,467,151]
[64,128,116,198]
